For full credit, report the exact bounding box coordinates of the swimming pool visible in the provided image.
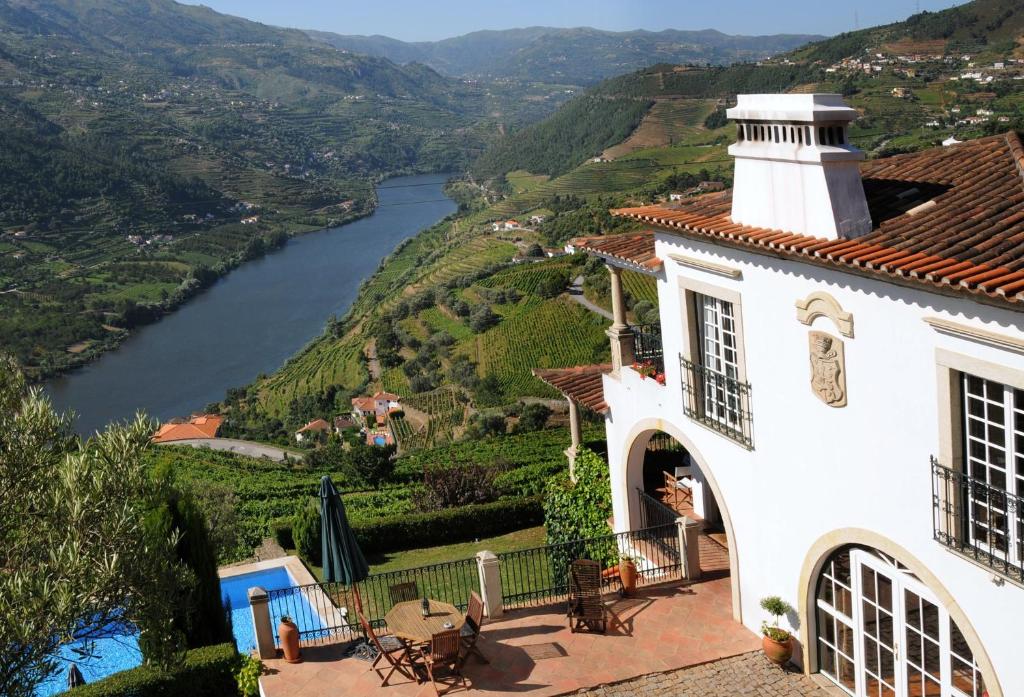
[34,622,142,696]
[373,435,387,446]
[221,564,331,651]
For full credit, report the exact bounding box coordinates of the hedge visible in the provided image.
[270,515,294,550]
[352,496,543,553]
[56,643,239,697]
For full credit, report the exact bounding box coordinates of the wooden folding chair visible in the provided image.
[358,611,421,686]
[420,629,467,697]
[460,591,488,663]
[389,580,419,605]
[567,559,608,633]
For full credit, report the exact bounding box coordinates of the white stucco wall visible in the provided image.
[601,229,1024,695]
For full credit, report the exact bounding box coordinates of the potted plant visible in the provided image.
[633,360,656,379]
[619,554,638,595]
[654,372,666,385]
[278,615,302,663]
[759,596,794,665]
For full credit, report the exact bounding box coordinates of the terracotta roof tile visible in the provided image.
[152,414,223,443]
[605,132,1024,306]
[532,364,611,413]
[571,233,662,273]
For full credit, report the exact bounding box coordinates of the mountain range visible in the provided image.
[306,26,824,85]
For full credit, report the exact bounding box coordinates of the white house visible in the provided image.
[350,391,401,424]
[539,94,1024,697]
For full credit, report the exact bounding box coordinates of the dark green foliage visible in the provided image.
[292,499,322,566]
[420,461,508,511]
[55,643,239,697]
[468,304,499,332]
[543,448,617,580]
[270,517,295,550]
[143,466,231,650]
[595,63,820,100]
[703,105,729,130]
[473,373,505,408]
[516,403,552,433]
[343,441,396,488]
[352,496,543,553]
[543,448,614,548]
[472,96,653,179]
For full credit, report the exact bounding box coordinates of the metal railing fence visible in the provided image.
[679,355,754,449]
[497,523,681,610]
[931,457,1023,583]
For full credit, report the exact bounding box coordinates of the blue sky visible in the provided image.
[186,0,969,42]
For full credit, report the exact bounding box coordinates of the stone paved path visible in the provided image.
[564,651,830,696]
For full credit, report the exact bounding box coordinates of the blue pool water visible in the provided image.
[221,565,328,651]
[33,564,319,694]
[35,623,142,696]
[373,435,387,446]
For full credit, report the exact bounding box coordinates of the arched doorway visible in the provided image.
[620,421,741,621]
[810,544,991,697]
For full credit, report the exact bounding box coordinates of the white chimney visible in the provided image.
[727,94,872,240]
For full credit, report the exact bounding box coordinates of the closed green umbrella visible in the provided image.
[319,475,374,659]
[319,475,369,585]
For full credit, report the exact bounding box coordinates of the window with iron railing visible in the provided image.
[679,293,753,448]
[931,371,1024,581]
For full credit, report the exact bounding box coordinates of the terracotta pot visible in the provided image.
[601,564,620,579]
[278,618,302,663]
[620,559,638,595]
[762,634,793,666]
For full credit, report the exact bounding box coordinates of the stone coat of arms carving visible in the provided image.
[809,330,846,407]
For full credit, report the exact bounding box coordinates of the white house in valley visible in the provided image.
[538,94,1024,697]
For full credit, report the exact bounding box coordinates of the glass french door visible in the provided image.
[817,547,985,697]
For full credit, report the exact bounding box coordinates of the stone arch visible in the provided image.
[619,418,742,622]
[797,528,1002,697]
[795,291,854,338]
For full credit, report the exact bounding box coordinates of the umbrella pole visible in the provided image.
[347,583,377,661]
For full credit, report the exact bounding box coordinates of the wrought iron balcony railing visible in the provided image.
[931,457,1023,583]
[629,322,663,375]
[679,355,754,449]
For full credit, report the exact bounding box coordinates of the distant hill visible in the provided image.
[471,0,1024,180]
[791,0,1024,63]
[307,26,824,84]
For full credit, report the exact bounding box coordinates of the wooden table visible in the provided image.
[384,599,464,644]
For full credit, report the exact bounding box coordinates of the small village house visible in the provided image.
[294,418,331,443]
[350,391,402,425]
[152,414,223,443]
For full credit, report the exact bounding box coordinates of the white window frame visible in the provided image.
[961,372,1023,568]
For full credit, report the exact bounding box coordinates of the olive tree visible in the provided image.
[0,357,189,697]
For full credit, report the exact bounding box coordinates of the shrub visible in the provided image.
[543,447,614,549]
[235,654,266,697]
[421,461,508,511]
[351,496,543,553]
[57,643,239,697]
[292,499,322,566]
[269,516,294,550]
[515,403,552,433]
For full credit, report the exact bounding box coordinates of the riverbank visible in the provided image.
[47,174,458,436]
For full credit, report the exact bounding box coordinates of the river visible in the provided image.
[47,173,457,436]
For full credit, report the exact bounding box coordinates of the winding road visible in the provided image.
[567,275,613,321]
[158,438,303,462]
